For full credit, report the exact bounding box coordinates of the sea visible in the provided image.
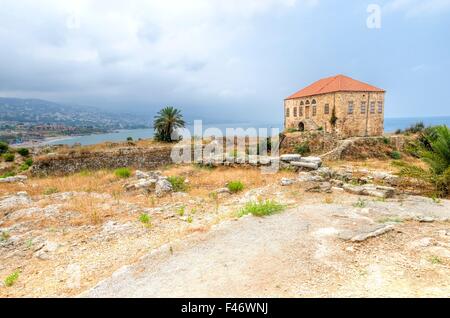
[45,116,450,146]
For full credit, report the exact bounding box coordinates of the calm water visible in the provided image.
[46,117,450,146]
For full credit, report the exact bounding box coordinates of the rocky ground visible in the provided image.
[1,161,450,297]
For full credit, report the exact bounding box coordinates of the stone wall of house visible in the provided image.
[31,146,174,176]
[284,91,385,139]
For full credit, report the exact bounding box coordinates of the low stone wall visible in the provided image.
[31,146,174,176]
[280,131,339,155]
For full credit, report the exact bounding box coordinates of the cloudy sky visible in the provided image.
[0,0,449,123]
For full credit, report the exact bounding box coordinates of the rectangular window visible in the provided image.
[348,101,354,115]
[312,106,317,116]
[286,107,290,117]
[370,102,375,114]
[299,106,303,117]
[361,102,366,114]
[293,107,297,117]
[378,101,383,113]
[324,104,330,114]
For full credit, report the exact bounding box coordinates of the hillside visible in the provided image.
[0,97,148,130]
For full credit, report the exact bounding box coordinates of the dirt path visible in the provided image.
[85,196,450,298]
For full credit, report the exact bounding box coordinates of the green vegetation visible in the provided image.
[377,216,403,224]
[294,142,310,155]
[43,187,59,195]
[329,106,338,128]
[398,125,450,197]
[238,200,285,217]
[139,213,151,225]
[0,141,8,154]
[227,180,244,193]
[382,137,390,145]
[187,215,193,223]
[390,151,402,160]
[4,270,20,287]
[17,148,30,156]
[24,158,33,166]
[429,255,443,265]
[177,206,185,216]
[1,231,10,242]
[406,121,425,134]
[353,198,368,208]
[0,171,16,179]
[114,168,131,178]
[153,106,185,142]
[3,152,15,162]
[126,137,133,141]
[285,128,298,133]
[167,176,188,192]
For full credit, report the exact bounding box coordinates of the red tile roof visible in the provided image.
[285,74,385,100]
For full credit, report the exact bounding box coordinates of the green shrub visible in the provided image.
[286,128,297,133]
[17,148,30,156]
[390,151,402,160]
[24,158,33,166]
[4,270,20,287]
[126,137,133,141]
[139,213,151,225]
[238,200,285,217]
[43,187,59,195]
[405,122,425,134]
[0,171,16,179]
[114,168,131,178]
[167,176,188,192]
[382,137,390,144]
[294,142,310,155]
[19,163,30,171]
[227,180,244,193]
[395,129,402,135]
[0,141,8,154]
[3,152,15,162]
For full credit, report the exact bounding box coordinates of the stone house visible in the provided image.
[284,75,385,138]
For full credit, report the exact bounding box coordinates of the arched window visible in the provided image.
[300,101,304,106]
[312,99,316,104]
[305,100,310,105]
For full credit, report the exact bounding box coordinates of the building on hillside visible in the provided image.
[284,74,385,138]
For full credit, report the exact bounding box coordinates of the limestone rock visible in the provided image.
[280,154,302,162]
[155,179,173,197]
[0,175,27,183]
[280,178,295,186]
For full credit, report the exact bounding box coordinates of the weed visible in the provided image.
[294,142,310,155]
[353,198,367,208]
[227,180,244,193]
[1,231,10,242]
[3,152,15,162]
[177,206,185,217]
[139,213,151,225]
[238,200,285,217]
[167,176,188,192]
[377,217,403,223]
[43,187,59,195]
[429,255,442,265]
[4,270,20,287]
[390,151,402,160]
[114,168,131,178]
[187,215,193,223]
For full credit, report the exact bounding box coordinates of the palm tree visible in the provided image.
[153,106,185,142]
[398,125,450,196]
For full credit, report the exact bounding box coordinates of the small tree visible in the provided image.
[329,106,338,128]
[0,142,8,154]
[153,106,185,142]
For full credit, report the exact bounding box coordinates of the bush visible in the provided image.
[126,137,133,141]
[227,180,244,193]
[43,187,59,195]
[294,142,310,155]
[0,141,9,154]
[398,125,450,196]
[17,148,30,156]
[238,200,285,217]
[19,163,30,171]
[405,122,425,134]
[114,168,131,178]
[139,213,151,225]
[390,151,402,160]
[0,171,15,179]
[4,270,20,287]
[167,176,188,192]
[3,152,15,162]
[285,128,297,133]
[24,158,33,166]
[382,137,390,144]
[395,129,402,135]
